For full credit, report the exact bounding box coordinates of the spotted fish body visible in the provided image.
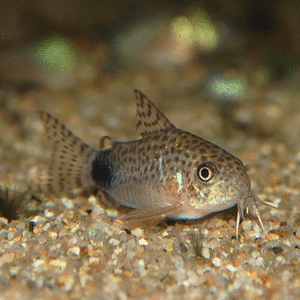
[35,90,264,237]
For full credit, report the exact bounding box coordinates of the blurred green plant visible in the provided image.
[30,36,77,72]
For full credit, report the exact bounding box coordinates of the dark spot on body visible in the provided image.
[176,149,182,155]
[130,146,136,154]
[153,145,158,151]
[217,157,225,163]
[192,138,199,144]
[184,151,190,159]
[190,144,199,151]
[138,146,145,155]
[170,146,176,154]
[169,137,177,144]
[161,135,169,142]
[150,163,155,172]
[80,144,87,155]
[47,184,53,194]
[76,177,82,187]
[228,162,233,169]
[163,149,170,156]
[154,153,160,160]
[121,149,128,156]
[91,149,113,189]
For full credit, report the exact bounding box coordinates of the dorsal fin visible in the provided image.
[135,90,176,138]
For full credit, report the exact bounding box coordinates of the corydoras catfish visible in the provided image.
[33,90,265,238]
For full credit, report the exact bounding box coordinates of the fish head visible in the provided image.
[184,142,256,218]
[185,145,265,238]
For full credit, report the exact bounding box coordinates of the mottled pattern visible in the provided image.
[107,128,251,213]
[33,90,264,237]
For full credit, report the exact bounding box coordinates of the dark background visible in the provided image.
[0,0,299,87]
[1,0,300,175]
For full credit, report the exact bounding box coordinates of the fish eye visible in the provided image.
[197,163,216,183]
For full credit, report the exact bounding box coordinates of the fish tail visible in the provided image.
[30,111,97,195]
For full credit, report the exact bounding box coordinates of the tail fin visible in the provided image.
[31,111,97,195]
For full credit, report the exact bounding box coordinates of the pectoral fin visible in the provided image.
[118,202,182,229]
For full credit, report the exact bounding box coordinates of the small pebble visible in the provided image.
[68,246,80,256]
[61,198,74,209]
[44,210,54,218]
[131,228,144,238]
[109,238,121,247]
[50,259,67,271]
[212,257,223,268]
[7,231,15,241]
[138,238,148,246]
[201,246,210,259]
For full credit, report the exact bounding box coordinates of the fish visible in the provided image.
[33,90,265,238]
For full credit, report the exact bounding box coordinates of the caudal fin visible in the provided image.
[31,111,97,195]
